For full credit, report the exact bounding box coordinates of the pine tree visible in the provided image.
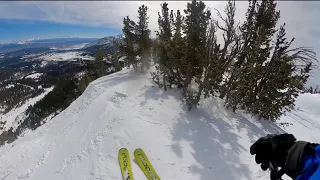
[157,2,173,91]
[120,16,137,70]
[135,5,151,73]
[206,0,240,97]
[221,0,257,101]
[315,85,319,93]
[78,72,93,93]
[93,48,106,78]
[171,9,186,88]
[224,0,279,112]
[150,38,162,87]
[183,0,211,98]
[223,0,317,119]
[252,24,315,120]
[242,0,280,110]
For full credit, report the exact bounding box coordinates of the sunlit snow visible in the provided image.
[0,68,318,180]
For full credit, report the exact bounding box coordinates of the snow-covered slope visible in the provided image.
[0,87,54,133]
[0,68,319,180]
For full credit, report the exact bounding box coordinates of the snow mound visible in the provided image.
[25,73,43,79]
[4,84,15,89]
[0,69,319,180]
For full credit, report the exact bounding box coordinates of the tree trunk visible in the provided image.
[183,63,193,95]
[195,83,204,105]
[141,59,144,73]
[163,71,167,91]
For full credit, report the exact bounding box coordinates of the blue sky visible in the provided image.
[0,20,120,43]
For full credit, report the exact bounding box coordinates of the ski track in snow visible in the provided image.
[0,69,319,180]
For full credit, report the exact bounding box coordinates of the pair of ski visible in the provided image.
[118,148,160,180]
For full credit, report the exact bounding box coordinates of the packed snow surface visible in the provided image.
[0,68,319,180]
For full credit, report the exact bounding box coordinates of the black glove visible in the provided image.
[250,134,296,171]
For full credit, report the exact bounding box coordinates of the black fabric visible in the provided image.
[251,134,320,180]
[250,134,296,170]
[285,141,312,179]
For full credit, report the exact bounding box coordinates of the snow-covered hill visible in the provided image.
[0,87,54,134]
[0,68,319,180]
[83,36,119,49]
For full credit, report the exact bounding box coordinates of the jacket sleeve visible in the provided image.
[296,144,320,180]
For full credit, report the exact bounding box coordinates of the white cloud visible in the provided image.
[0,1,319,86]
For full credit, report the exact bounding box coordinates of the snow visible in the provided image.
[107,66,116,73]
[118,56,127,62]
[37,52,94,61]
[0,68,320,180]
[103,57,111,63]
[40,61,48,67]
[4,84,15,89]
[26,73,43,79]
[0,106,5,113]
[0,87,54,133]
[75,71,85,80]
[277,93,320,143]
[21,53,44,60]
[50,43,88,51]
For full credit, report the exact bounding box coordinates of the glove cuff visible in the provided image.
[285,141,311,178]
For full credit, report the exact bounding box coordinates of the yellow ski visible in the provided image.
[134,148,160,180]
[118,148,134,180]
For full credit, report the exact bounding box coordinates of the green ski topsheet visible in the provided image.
[118,148,134,180]
[134,148,160,180]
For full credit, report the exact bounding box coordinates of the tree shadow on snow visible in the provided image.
[170,97,286,180]
[139,86,181,107]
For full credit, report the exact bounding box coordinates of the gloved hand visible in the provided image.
[250,134,296,171]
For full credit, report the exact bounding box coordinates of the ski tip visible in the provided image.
[134,148,142,152]
[119,148,128,152]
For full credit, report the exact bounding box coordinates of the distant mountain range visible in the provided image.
[0,36,122,54]
[3,37,99,45]
[81,36,122,53]
[0,37,97,54]
[84,36,117,48]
